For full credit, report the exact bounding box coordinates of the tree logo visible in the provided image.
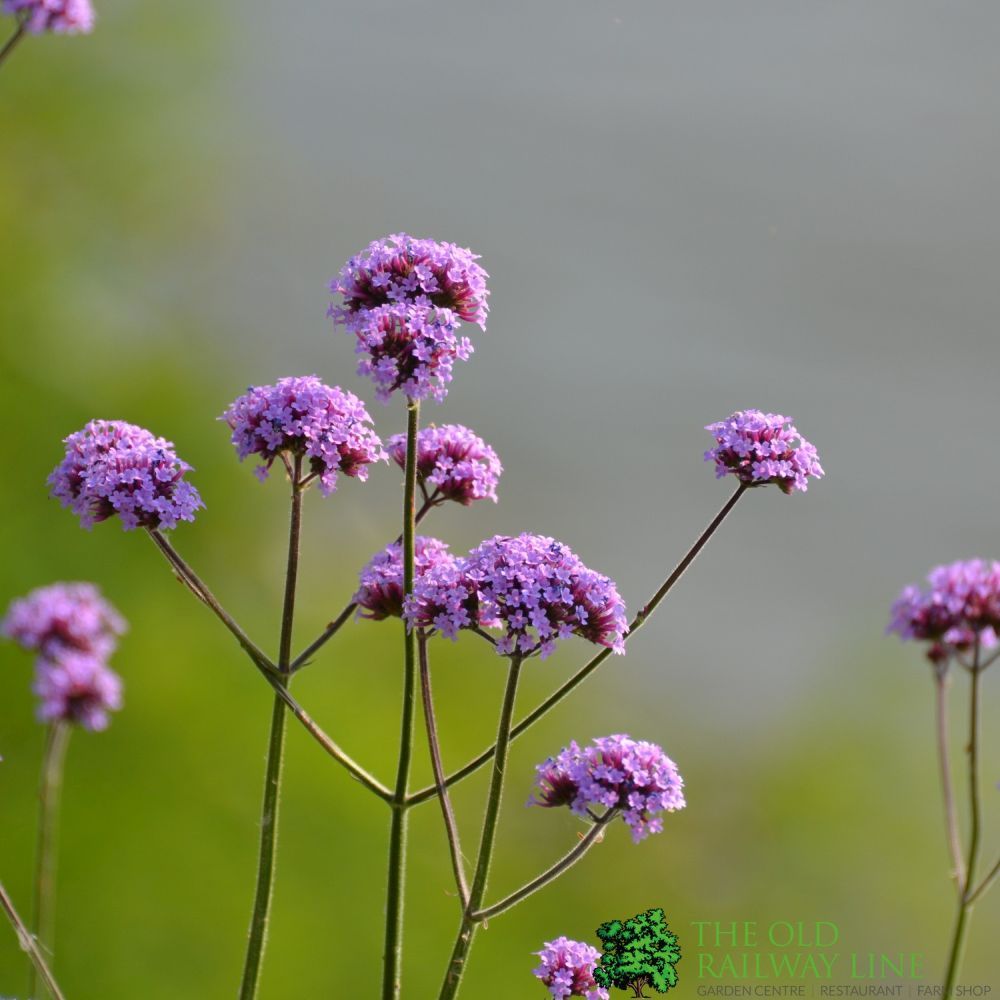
[593,907,681,997]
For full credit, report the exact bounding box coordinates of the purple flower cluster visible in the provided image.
[3,0,94,34]
[221,376,386,496]
[404,533,627,658]
[48,420,203,531]
[532,937,609,1000]
[704,410,824,494]
[888,558,1000,665]
[531,734,686,843]
[387,424,501,506]
[330,234,489,403]
[354,537,455,621]
[2,583,125,732]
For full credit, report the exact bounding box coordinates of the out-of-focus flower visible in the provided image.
[532,937,609,1000]
[387,424,501,506]
[3,0,94,34]
[354,537,456,621]
[33,652,122,731]
[2,582,125,660]
[888,558,1000,666]
[48,420,203,531]
[704,409,823,494]
[221,376,386,496]
[530,735,686,843]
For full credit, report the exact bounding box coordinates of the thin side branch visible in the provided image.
[0,881,67,1000]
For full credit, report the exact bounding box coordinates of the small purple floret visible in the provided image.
[387,424,501,506]
[221,376,386,496]
[3,0,94,34]
[532,937,609,1000]
[33,652,122,731]
[888,558,1000,666]
[48,420,203,531]
[531,735,686,844]
[704,409,823,494]
[404,533,626,659]
[354,537,456,621]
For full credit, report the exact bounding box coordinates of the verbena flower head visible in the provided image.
[2,582,125,661]
[704,409,824,494]
[221,376,386,496]
[354,537,456,621]
[331,233,489,330]
[530,735,686,843]
[33,652,122,731]
[48,420,203,531]
[888,558,1000,666]
[533,937,609,1000]
[404,533,627,659]
[3,0,94,34]
[387,424,501,505]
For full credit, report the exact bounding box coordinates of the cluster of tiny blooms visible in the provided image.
[404,533,627,658]
[220,376,386,496]
[532,938,609,1000]
[387,424,501,505]
[3,0,94,33]
[531,735,686,843]
[888,558,1000,665]
[2,583,125,731]
[48,420,203,531]
[354,537,455,621]
[329,234,489,403]
[704,409,824,494]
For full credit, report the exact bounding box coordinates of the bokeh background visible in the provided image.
[2,1,999,996]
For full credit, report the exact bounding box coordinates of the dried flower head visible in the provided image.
[33,652,122,731]
[704,409,824,494]
[404,533,627,659]
[3,0,94,34]
[531,735,686,843]
[48,420,203,531]
[533,937,609,1000]
[221,376,386,495]
[354,537,456,621]
[387,424,501,506]
[331,233,489,329]
[888,558,1000,666]
[2,582,125,661]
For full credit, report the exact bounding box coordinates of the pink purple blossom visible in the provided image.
[888,559,1000,665]
[33,652,122,731]
[221,376,386,496]
[48,420,203,531]
[2,582,125,661]
[533,937,609,1000]
[354,537,456,621]
[704,410,823,494]
[404,533,627,659]
[531,735,686,843]
[387,424,501,506]
[3,0,94,34]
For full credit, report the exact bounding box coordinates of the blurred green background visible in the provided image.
[2,1,998,997]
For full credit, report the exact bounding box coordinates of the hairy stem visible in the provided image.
[28,722,70,1000]
[0,882,66,1000]
[438,655,523,1000]
[418,631,469,907]
[472,810,615,922]
[382,399,420,1000]
[409,485,747,806]
[934,671,965,891]
[239,457,303,1000]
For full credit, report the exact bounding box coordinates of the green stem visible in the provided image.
[0,882,66,1000]
[382,399,420,1000]
[239,456,303,1000]
[934,670,965,892]
[0,18,26,70]
[28,721,70,1000]
[438,655,523,1000]
[408,485,747,807]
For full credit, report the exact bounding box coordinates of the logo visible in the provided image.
[594,907,682,997]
